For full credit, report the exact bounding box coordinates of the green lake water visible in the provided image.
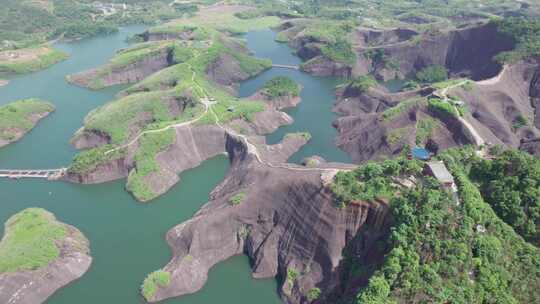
[0,27,348,303]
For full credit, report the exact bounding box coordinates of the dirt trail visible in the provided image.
[475,65,507,86]
[437,80,486,146]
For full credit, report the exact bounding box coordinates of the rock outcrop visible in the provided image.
[145,136,391,304]
[67,46,174,89]
[450,58,540,148]
[0,209,92,304]
[355,22,514,81]
[332,85,475,163]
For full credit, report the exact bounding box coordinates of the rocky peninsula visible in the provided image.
[0,208,92,304]
[0,99,55,148]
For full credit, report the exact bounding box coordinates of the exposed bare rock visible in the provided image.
[0,210,92,304]
[70,129,111,150]
[205,53,269,94]
[249,90,302,110]
[355,22,514,81]
[333,91,474,163]
[451,58,540,148]
[354,27,419,48]
[301,56,352,77]
[67,47,173,89]
[334,85,432,116]
[146,137,391,304]
[65,157,129,184]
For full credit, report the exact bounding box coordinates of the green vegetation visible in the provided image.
[381,98,425,122]
[320,39,356,65]
[0,208,66,273]
[126,129,175,202]
[0,0,196,49]
[307,287,321,301]
[0,46,67,75]
[428,98,458,118]
[160,5,280,34]
[83,89,200,144]
[416,65,448,84]
[261,76,300,98]
[512,115,528,131]
[142,270,171,301]
[495,17,540,63]
[331,159,423,206]
[229,192,246,206]
[287,268,299,285]
[347,75,377,93]
[469,149,540,245]
[0,98,54,141]
[285,132,312,141]
[68,144,126,174]
[386,128,408,146]
[331,147,540,303]
[415,117,438,145]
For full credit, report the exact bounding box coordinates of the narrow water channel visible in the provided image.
[0,27,348,303]
[239,29,351,164]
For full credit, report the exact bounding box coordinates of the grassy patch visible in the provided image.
[381,98,425,122]
[0,208,66,273]
[387,128,408,145]
[229,192,246,206]
[126,129,176,202]
[428,98,458,118]
[307,287,321,301]
[0,46,67,75]
[160,8,280,34]
[415,117,439,145]
[83,89,199,144]
[141,270,171,301]
[346,75,377,94]
[262,76,300,98]
[285,132,312,141]
[0,98,54,141]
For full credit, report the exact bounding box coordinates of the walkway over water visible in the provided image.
[0,168,67,180]
[271,64,299,70]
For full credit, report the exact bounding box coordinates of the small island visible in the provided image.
[0,208,92,304]
[0,98,55,148]
[251,76,302,109]
[0,46,68,75]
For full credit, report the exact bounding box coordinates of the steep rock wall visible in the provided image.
[357,22,514,81]
[148,137,391,304]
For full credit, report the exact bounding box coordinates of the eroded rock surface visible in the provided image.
[147,136,390,304]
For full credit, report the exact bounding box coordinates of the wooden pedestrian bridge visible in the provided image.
[272,64,300,70]
[0,168,67,180]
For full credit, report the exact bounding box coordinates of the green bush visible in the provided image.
[428,98,458,118]
[307,287,321,301]
[348,75,377,93]
[229,192,246,206]
[142,270,171,300]
[262,76,300,98]
[416,65,448,84]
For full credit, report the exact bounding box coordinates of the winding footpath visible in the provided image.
[437,80,486,147]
